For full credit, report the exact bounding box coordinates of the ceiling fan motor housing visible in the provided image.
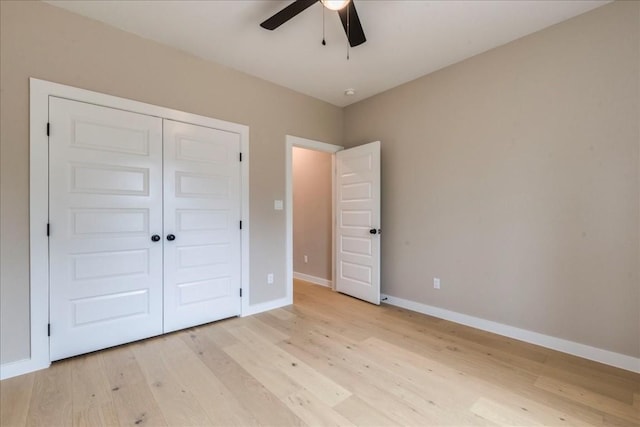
[260,0,366,48]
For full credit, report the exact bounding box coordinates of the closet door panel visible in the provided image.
[163,120,242,333]
[49,97,164,361]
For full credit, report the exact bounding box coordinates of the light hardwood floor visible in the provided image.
[2,280,639,426]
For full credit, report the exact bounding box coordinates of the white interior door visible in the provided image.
[335,141,381,304]
[163,120,242,333]
[49,97,164,361]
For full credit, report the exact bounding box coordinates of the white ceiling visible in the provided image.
[47,0,609,107]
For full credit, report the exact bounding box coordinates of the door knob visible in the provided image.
[166,234,176,241]
[369,228,381,235]
[151,234,161,242]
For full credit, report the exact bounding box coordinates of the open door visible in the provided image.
[335,141,381,304]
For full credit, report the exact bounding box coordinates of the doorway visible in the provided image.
[285,136,382,305]
[285,136,342,300]
[292,146,333,287]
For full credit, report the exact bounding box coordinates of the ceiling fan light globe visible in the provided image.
[321,0,350,11]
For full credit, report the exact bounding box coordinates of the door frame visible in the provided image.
[285,135,343,301]
[21,78,250,378]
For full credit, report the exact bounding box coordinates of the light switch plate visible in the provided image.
[274,200,283,210]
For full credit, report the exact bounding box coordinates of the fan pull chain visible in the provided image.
[322,5,326,46]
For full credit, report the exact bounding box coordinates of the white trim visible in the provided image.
[293,272,332,287]
[7,78,57,381]
[239,132,251,319]
[285,135,343,308]
[241,296,291,317]
[0,358,50,381]
[331,154,336,291]
[4,78,250,380]
[381,293,640,374]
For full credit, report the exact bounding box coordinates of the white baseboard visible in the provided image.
[381,294,640,374]
[241,295,292,317]
[293,272,332,287]
[1,357,50,380]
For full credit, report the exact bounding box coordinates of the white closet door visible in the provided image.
[49,97,164,361]
[163,120,242,333]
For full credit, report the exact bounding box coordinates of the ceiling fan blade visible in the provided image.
[338,1,366,47]
[260,0,319,30]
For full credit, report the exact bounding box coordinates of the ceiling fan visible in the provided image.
[260,0,366,47]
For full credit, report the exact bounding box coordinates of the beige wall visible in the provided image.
[292,147,332,280]
[0,0,343,364]
[344,1,639,357]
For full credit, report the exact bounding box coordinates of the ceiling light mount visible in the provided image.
[321,0,350,11]
[344,88,356,96]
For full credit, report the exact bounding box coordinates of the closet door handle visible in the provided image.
[166,234,176,241]
[151,234,161,242]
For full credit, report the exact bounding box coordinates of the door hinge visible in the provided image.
[239,152,243,162]
[239,220,242,230]
[239,288,243,297]
[46,223,50,236]
[47,323,51,337]
[46,123,50,136]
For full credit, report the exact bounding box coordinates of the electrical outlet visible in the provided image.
[433,277,441,289]
[304,255,308,263]
[267,273,274,284]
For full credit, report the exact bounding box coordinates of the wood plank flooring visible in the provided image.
[2,280,638,426]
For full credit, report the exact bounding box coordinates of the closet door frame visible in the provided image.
[22,78,250,379]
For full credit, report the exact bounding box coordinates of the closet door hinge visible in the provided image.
[46,223,50,236]
[46,123,50,136]
[47,323,51,337]
[239,152,243,162]
[239,220,242,230]
[239,288,243,297]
